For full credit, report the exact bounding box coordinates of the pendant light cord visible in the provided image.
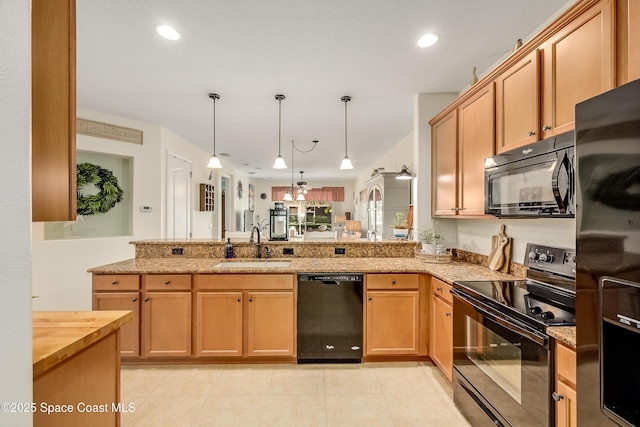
[209,93,220,155]
[341,96,351,157]
[278,96,283,156]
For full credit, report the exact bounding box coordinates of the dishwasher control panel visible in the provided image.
[298,273,363,282]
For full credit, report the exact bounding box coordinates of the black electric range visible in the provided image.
[454,243,576,333]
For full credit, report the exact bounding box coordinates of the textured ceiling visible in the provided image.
[76,0,571,180]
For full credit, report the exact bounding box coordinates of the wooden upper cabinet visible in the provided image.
[457,84,495,216]
[541,0,614,138]
[32,0,76,222]
[431,110,458,217]
[626,0,640,81]
[495,50,540,153]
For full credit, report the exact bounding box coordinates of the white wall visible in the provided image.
[0,0,32,424]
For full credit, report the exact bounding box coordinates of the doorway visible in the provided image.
[166,152,192,239]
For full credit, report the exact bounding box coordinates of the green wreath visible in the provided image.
[76,163,123,215]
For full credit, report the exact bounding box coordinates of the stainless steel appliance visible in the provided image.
[484,131,575,218]
[452,243,576,427]
[575,78,640,427]
[297,273,363,363]
[269,202,288,241]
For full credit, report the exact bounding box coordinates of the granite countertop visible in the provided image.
[88,257,522,285]
[547,326,576,349]
[33,311,132,378]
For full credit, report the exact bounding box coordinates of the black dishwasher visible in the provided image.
[297,273,363,363]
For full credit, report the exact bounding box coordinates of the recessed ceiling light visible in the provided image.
[417,33,439,48]
[155,24,180,40]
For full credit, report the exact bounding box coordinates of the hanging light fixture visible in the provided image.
[339,95,354,170]
[206,93,223,169]
[272,94,287,169]
[296,171,306,201]
[396,164,414,180]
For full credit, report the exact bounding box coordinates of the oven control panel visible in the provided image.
[525,243,576,279]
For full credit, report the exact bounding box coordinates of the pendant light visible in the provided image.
[206,93,222,169]
[396,165,414,180]
[272,94,287,169]
[296,171,306,201]
[339,95,354,170]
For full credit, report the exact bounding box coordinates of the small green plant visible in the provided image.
[392,211,408,228]
[419,222,441,244]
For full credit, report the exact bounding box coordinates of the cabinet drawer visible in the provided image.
[431,277,453,305]
[144,274,192,290]
[197,274,294,290]
[93,274,140,291]
[367,273,419,290]
[556,342,576,386]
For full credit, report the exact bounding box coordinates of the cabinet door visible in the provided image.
[31,0,76,221]
[458,84,495,216]
[93,292,140,357]
[495,50,540,153]
[430,295,453,381]
[142,292,192,357]
[627,0,640,82]
[246,292,294,357]
[555,380,577,427]
[542,0,614,138]
[195,292,243,357]
[431,110,458,217]
[366,291,419,355]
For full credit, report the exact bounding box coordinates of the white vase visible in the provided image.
[393,228,408,238]
[422,243,436,254]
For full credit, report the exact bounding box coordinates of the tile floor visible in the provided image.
[120,362,471,427]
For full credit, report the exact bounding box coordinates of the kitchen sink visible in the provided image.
[214,260,291,268]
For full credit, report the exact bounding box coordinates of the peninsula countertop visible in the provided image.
[87,257,522,285]
[33,310,132,378]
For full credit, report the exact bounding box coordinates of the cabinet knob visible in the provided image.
[368,297,372,301]
[542,125,552,131]
[237,298,241,302]
[144,298,149,302]
[437,287,443,292]
[164,281,170,285]
[552,392,564,402]
[527,131,535,137]
[391,280,396,285]
[445,312,451,317]
[249,298,253,302]
[111,281,118,286]
[132,298,138,302]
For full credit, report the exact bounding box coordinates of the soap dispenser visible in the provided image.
[224,238,234,259]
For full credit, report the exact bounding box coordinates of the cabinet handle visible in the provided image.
[368,297,372,301]
[132,298,138,302]
[237,298,241,302]
[111,281,118,286]
[249,298,253,302]
[527,131,535,136]
[542,125,551,131]
[164,281,170,285]
[450,207,458,211]
[437,287,443,292]
[144,298,149,302]
[445,312,451,317]
[552,392,564,401]
[391,280,396,285]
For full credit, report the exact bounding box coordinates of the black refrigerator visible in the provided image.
[575,78,640,427]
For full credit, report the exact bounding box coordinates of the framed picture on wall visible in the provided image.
[248,183,255,211]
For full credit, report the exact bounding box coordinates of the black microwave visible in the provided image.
[484,131,575,218]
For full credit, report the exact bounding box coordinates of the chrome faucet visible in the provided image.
[250,225,262,258]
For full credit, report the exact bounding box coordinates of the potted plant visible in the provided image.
[419,222,441,254]
[392,211,409,238]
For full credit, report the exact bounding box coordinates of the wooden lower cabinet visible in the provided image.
[246,291,294,356]
[195,290,294,358]
[196,292,243,357]
[93,292,140,357]
[142,291,192,357]
[429,277,453,381]
[366,291,419,355]
[555,342,577,427]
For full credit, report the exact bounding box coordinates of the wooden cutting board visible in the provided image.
[486,225,512,273]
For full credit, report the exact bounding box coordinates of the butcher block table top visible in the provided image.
[33,311,132,378]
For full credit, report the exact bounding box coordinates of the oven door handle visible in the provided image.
[453,290,549,347]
